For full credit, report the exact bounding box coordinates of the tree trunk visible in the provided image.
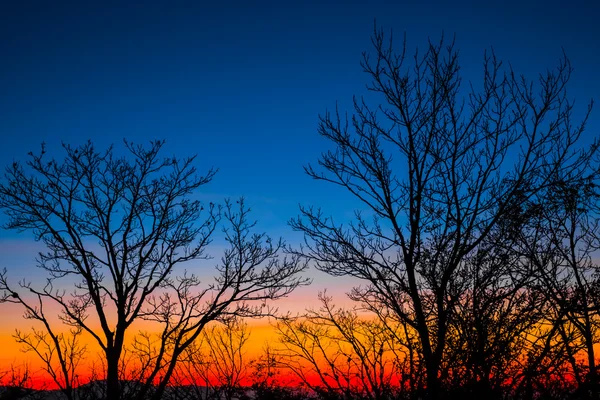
[586,332,598,400]
[62,386,74,400]
[425,357,441,400]
[105,329,125,400]
[105,348,121,400]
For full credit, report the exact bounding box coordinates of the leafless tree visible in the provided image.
[15,327,86,400]
[442,232,543,398]
[0,275,89,400]
[0,140,216,399]
[511,178,600,399]
[290,26,598,399]
[0,363,51,400]
[173,318,250,400]
[276,292,407,400]
[0,140,308,400]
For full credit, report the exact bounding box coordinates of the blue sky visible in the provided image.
[0,0,599,276]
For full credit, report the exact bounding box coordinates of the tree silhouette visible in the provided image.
[442,230,542,398]
[276,292,409,400]
[512,178,600,399]
[172,318,249,400]
[0,140,308,400]
[290,27,598,400]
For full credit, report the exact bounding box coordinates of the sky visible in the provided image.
[0,0,599,371]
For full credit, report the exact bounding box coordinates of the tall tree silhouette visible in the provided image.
[0,140,308,400]
[290,27,598,400]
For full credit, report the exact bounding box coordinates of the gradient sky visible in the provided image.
[1,0,599,233]
[1,0,599,367]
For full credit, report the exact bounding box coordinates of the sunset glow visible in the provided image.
[1,1,599,400]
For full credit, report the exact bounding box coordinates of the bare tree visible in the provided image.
[276,293,406,400]
[174,318,250,400]
[0,140,308,400]
[290,27,598,399]
[0,363,36,397]
[0,273,89,400]
[442,233,542,398]
[14,326,86,400]
[0,140,216,399]
[512,178,600,399]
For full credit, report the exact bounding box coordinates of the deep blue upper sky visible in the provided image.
[1,0,599,240]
